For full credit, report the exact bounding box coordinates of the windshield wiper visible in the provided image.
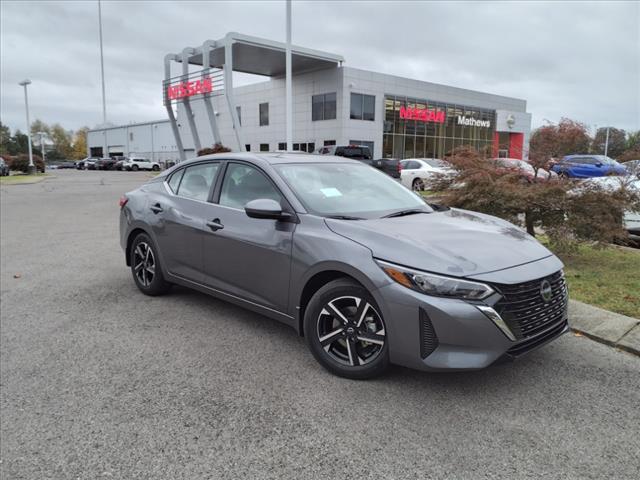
[382,209,428,218]
[325,215,365,220]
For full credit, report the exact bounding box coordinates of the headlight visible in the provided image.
[376,260,494,300]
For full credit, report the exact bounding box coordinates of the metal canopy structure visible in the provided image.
[164,32,344,161]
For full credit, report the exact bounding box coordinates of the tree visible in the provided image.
[0,122,11,155]
[30,119,50,139]
[592,127,626,159]
[431,147,640,248]
[197,143,232,156]
[49,123,73,159]
[529,118,591,162]
[72,127,89,160]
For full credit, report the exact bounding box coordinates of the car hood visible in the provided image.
[325,209,553,278]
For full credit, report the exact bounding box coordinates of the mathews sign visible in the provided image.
[457,115,491,128]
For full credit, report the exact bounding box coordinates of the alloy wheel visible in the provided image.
[317,296,386,367]
[412,178,425,191]
[133,241,156,287]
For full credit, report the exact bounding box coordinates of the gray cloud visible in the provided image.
[1,0,638,133]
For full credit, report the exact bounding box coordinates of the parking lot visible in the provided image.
[1,170,639,479]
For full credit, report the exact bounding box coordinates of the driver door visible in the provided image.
[201,162,295,313]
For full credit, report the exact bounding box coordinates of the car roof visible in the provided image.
[183,152,360,166]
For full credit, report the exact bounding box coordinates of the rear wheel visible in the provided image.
[152,165,160,171]
[129,233,170,296]
[412,177,425,191]
[304,278,389,379]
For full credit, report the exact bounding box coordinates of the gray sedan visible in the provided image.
[119,153,568,379]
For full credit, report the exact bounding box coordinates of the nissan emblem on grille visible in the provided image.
[540,280,553,303]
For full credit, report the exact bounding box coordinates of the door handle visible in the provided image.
[150,203,163,214]
[206,218,224,231]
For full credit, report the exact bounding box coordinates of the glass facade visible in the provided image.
[382,95,496,159]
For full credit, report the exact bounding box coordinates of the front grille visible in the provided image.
[419,308,439,358]
[507,320,568,357]
[493,271,568,340]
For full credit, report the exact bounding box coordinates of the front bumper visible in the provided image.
[372,268,568,372]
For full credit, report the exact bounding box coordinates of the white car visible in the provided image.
[123,157,160,171]
[577,176,640,240]
[400,158,455,191]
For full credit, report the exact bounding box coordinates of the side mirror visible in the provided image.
[245,198,290,221]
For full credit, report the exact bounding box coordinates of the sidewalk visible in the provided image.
[569,299,640,356]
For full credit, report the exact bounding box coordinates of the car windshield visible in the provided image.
[275,162,431,219]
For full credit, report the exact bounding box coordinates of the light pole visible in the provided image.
[604,126,610,157]
[37,131,47,166]
[18,79,35,174]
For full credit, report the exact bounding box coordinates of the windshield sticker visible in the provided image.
[320,187,342,198]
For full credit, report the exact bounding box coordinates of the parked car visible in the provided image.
[550,155,627,178]
[123,157,160,171]
[494,158,557,182]
[0,157,9,176]
[400,158,455,190]
[623,159,640,176]
[77,157,100,170]
[57,161,76,169]
[112,156,127,171]
[120,153,568,379]
[96,158,117,170]
[574,176,640,243]
[317,145,399,178]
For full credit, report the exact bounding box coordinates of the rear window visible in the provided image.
[335,147,371,160]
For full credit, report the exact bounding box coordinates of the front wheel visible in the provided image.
[304,278,389,379]
[129,233,171,296]
[131,164,139,171]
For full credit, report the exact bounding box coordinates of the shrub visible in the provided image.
[197,143,232,156]
[431,147,640,250]
[7,154,45,173]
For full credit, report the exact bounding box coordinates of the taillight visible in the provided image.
[119,196,129,208]
[397,162,403,172]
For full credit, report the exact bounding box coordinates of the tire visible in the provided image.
[152,165,160,171]
[129,233,171,296]
[304,278,389,379]
[131,164,139,171]
[412,177,425,191]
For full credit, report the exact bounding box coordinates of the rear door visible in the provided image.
[147,162,222,282]
[200,162,295,313]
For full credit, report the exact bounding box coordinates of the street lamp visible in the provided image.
[18,79,35,174]
[37,131,47,166]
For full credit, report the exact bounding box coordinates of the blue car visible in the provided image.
[551,155,627,178]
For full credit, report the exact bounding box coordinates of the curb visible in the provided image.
[568,299,640,356]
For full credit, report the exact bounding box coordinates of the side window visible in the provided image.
[219,163,283,209]
[167,169,184,193]
[176,163,220,202]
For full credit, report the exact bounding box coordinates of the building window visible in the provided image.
[323,140,336,146]
[350,93,375,121]
[259,102,269,126]
[236,106,242,126]
[129,132,134,141]
[312,92,337,121]
[245,144,251,152]
[260,143,269,152]
[278,142,286,151]
[308,142,315,153]
[293,143,300,151]
[349,140,374,157]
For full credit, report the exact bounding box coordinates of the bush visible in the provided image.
[431,147,640,250]
[7,154,45,173]
[197,143,232,156]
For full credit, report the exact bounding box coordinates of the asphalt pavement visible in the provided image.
[1,170,639,479]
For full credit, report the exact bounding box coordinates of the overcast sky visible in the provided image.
[1,0,638,134]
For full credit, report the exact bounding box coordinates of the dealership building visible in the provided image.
[88,32,532,162]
